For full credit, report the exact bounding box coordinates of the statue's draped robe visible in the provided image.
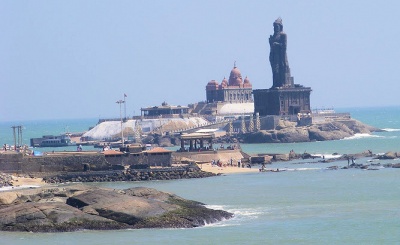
[269,31,291,87]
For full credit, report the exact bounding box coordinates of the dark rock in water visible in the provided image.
[376,152,398,160]
[392,163,400,168]
[0,185,232,232]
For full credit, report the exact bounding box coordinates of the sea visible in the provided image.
[1,106,400,244]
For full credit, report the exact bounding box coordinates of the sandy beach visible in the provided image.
[198,162,260,174]
[10,175,47,187]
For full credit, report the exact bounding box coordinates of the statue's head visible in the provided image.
[273,18,283,32]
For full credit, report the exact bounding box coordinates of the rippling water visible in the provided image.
[1,107,400,244]
[2,166,400,244]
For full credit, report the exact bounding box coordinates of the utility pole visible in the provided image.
[18,126,22,147]
[116,99,125,147]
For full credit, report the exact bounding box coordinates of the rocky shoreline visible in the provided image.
[241,119,380,143]
[0,184,233,232]
[139,118,381,146]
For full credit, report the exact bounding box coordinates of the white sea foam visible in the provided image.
[342,133,382,140]
[202,205,265,228]
[311,154,342,159]
[293,167,322,171]
[205,205,226,211]
[231,209,264,218]
[382,128,400,132]
[205,205,266,220]
[202,218,233,228]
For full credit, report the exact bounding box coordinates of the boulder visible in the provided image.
[378,152,398,160]
[66,188,177,224]
[0,185,232,232]
[0,192,20,205]
[275,120,296,130]
[276,127,310,143]
[274,154,290,161]
[392,163,400,168]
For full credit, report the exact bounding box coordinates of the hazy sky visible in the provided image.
[2,0,400,121]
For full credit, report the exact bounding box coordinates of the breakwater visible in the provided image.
[43,167,217,184]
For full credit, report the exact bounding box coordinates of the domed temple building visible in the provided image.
[195,63,254,119]
[206,64,253,104]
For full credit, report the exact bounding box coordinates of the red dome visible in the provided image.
[243,76,252,88]
[228,66,242,86]
[207,80,219,85]
[221,77,228,87]
[206,80,219,91]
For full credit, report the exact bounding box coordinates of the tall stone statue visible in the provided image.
[269,18,293,88]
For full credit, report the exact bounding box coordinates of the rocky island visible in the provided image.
[240,118,379,143]
[0,184,232,232]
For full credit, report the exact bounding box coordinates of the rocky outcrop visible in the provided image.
[241,119,378,143]
[375,152,399,160]
[0,185,232,232]
[0,173,13,188]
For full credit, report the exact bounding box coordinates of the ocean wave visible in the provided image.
[310,154,342,159]
[202,205,266,228]
[382,128,400,132]
[205,205,226,211]
[231,208,265,218]
[206,205,267,220]
[202,218,234,228]
[292,167,322,171]
[341,133,382,140]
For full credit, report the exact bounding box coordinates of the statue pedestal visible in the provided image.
[253,86,312,116]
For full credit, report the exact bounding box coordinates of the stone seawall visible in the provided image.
[0,153,23,172]
[0,153,111,175]
[44,167,217,184]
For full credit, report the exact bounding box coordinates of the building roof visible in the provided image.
[141,104,189,111]
[180,132,214,140]
[218,102,254,114]
[102,149,124,156]
[207,80,219,85]
[143,147,172,153]
[228,66,243,86]
[221,77,228,87]
[243,76,252,87]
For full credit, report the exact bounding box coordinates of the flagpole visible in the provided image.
[116,100,125,147]
[124,93,127,120]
